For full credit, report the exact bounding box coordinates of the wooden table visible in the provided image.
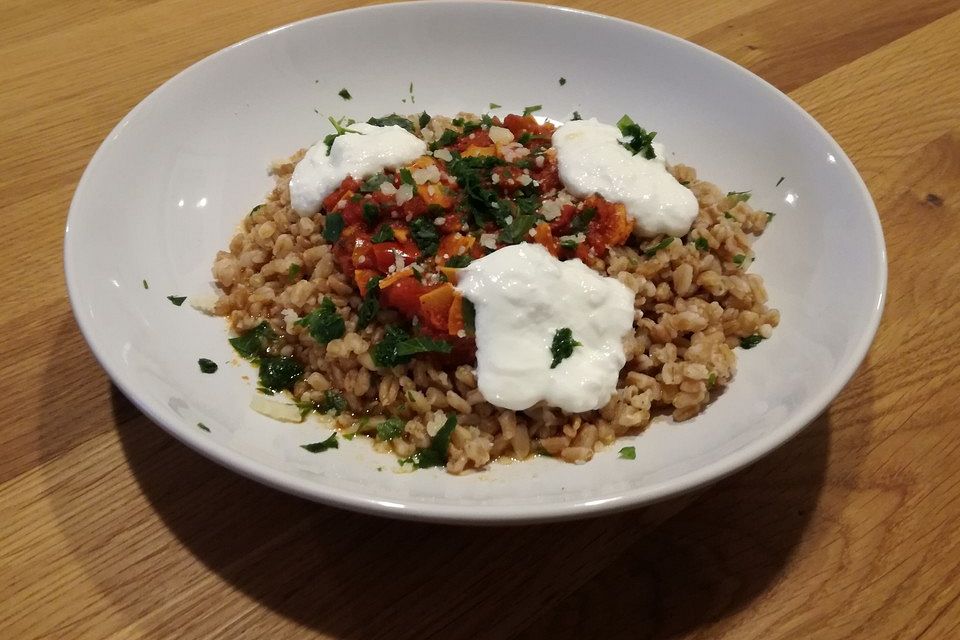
[3,1,959,638]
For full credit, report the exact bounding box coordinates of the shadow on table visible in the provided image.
[94,385,833,639]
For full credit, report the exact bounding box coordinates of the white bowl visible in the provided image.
[65,1,885,524]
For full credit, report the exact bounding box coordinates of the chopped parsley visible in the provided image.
[740,334,763,349]
[618,446,636,460]
[366,113,414,132]
[295,297,346,344]
[489,102,502,109]
[707,372,717,388]
[775,176,785,187]
[287,263,300,279]
[142,279,149,289]
[315,389,348,415]
[362,202,380,227]
[517,132,532,145]
[395,335,454,358]
[498,213,537,245]
[372,325,452,367]
[197,422,210,432]
[399,167,416,187]
[432,129,459,149]
[323,212,345,242]
[258,355,304,392]
[198,358,218,374]
[444,254,472,268]
[399,414,457,469]
[559,77,567,86]
[549,327,581,369]
[376,417,405,441]
[571,111,582,121]
[371,225,395,243]
[616,115,657,159]
[522,104,542,117]
[644,236,674,257]
[726,190,751,202]
[250,204,265,214]
[323,116,360,155]
[229,322,276,361]
[360,173,389,192]
[694,237,709,251]
[356,276,382,330]
[733,254,746,266]
[559,237,579,249]
[419,111,431,128]
[410,216,440,256]
[446,155,502,226]
[337,88,351,100]
[301,433,338,453]
[167,295,186,306]
[568,207,596,234]
[766,211,776,222]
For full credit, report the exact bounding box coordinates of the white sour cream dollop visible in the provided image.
[552,118,698,237]
[456,243,635,413]
[289,122,427,216]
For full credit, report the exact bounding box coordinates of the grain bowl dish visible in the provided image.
[212,110,779,473]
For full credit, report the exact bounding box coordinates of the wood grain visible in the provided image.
[2,1,959,638]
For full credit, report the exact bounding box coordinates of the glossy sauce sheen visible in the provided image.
[289,123,427,215]
[456,243,635,413]
[552,118,698,237]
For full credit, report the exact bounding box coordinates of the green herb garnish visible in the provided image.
[362,202,380,227]
[323,212,345,242]
[559,77,566,86]
[559,237,579,249]
[522,104,542,116]
[356,276,382,330]
[229,322,277,361]
[338,88,351,100]
[301,433,338,453]
[419,112,431,128]
[489,102,502,109]
[366,113,414,132]
[399,414,457,469]
[733,254,746,266]
[775,176,785,187]
[445,254,472,268]
[766,211,776,222]
[167,295,186,306]
[410,216,440,256]
[571,111,582,121]
[616,114,657,159]
[431,129,459,150]
[197,422,210,432]
[258,355,304,392]
[376,417,405,441]
[618,446,636,460]
[707,372,717,388]
[568,207,596,234]
[517,132,532,145]
[142,279,149,289]
[549,327,581,369]
[372,325,452,367]
[371,225,395,243]
[360,173,389,193]
[694,237,709,251]
[296,297,346,344]
[288,263,301,279]
[644,237,674,258]
[727,191,751,202]
[498,213,537,245]
[250,204,265,215]
[316,389,348,415]
[198,358,218,374]
[740,334,763,349]
[399,168,416,187]
[323,116,360,155]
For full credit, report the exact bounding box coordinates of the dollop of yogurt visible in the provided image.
[552,118,698,237]
[289,122,427,216]
[456,243,635,413]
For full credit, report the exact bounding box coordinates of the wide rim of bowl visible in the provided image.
[64,0,887,525]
